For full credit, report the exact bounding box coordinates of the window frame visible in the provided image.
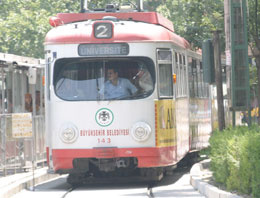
[52,57,155,101]
[157,49,173,99]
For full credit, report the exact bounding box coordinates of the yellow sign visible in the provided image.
[12,113,33,138]
[155,100,176,147]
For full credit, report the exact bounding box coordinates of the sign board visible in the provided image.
[12,113,33,138]
[225,50,231,66]
[94,22,113,39]
[155,100,177,148]
[202,39,215,84]
[78,43,129,56]
[230,0,250,110]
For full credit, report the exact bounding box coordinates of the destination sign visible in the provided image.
[78,43,129,56]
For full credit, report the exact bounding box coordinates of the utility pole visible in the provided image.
[224,0,233,125]
[213,31,225,131]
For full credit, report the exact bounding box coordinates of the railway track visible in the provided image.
[147,186,154,198]
[59,154,198,198]
[11,160,206,198]
[61,185,154,198]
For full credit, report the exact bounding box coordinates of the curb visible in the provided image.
[0,168,59,198]
[190,160,243,198]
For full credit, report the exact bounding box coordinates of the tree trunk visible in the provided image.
[256,55,260,124]
[252,38,260,124]
[213,31,225,131]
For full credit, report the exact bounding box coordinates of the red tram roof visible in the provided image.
[51,12,174,32]
[46,12,190,49]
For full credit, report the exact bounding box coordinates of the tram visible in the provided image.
[44,0,213,183]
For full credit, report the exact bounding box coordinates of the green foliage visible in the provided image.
[156,0,224,50]
[250,64,258,88]
[0,0,259,60]
[209,125,260,197]
[248,0,260,43]
[209,127,233,184]
[0,0,79,58]
[247,130,260,197]
[0,0,226,58]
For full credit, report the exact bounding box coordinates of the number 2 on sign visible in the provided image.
[98,138,111,143]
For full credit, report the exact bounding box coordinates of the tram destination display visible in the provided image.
[78,43,129,56]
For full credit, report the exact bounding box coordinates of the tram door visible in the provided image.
[155,49,177,162]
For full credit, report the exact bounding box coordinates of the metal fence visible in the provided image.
[0,53,45,177]
[0,114,45,176]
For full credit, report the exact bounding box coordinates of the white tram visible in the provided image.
[44,1,213,182]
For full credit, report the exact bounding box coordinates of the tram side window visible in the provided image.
[203,61,210,98]
[194,59,199,97]
[178,53,183,97]
[157,50,173,98]
[158,64,173,97]
[174,52,187,98]
[198,61,210,98]
[180,54,187,97]
[199,61,205,98]
[198,60,203,98]
[189,58,210,98]
[188,58,198,98]
[175,52,179,97]
[183,55,187,96]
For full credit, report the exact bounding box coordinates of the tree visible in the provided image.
[156,0,224,50]
[0,0,258,64]
[0,0,79,58]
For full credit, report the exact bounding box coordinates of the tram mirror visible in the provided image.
[28,68,37,84]
[202,39,215,84]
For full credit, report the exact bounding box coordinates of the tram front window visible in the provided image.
[54,58,155,101]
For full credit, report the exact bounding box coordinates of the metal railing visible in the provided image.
[0,114,46,176]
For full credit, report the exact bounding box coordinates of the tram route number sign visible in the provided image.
[78,43,129,56]
[12,113,33,138]
[94,23,113,39]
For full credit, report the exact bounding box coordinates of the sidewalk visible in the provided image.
[190,159,244,198]
[0,167,59,198]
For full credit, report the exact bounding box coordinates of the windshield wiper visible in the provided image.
[108,91,153,100]
[56,78,66,92]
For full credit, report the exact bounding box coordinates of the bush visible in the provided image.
[209,125,260,197]
[247,130,260,197]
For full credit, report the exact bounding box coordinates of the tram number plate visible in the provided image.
[98,138,111,144]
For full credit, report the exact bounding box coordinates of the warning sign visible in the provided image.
[12,113,33,138]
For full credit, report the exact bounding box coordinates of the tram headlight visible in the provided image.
[131,122,151,142]
[59,123,79,144]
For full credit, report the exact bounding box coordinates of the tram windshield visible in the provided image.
[53,58,155,101]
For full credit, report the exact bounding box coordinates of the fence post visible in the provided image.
[1,67,7,176]
[29,67,37,190]
[1,116,7,176]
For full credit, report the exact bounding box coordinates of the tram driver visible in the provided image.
[100,66,138,100]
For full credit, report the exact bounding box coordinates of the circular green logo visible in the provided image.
[95,108,114,127]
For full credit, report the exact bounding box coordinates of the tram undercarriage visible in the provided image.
[65,157,169,185]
